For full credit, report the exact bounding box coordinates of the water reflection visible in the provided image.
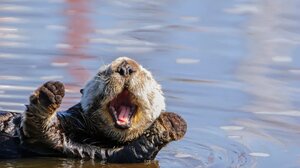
[54,0,92,86]
[235,1,300,167]
[0,158,159,168]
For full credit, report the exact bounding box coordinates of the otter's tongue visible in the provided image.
[117,106,130,125]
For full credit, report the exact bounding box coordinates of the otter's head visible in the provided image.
[80,57,165,142]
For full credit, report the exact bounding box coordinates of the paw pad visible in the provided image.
[31,81,65,108]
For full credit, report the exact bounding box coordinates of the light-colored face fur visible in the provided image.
[80,57,165,142]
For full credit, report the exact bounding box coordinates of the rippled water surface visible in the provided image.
[1,0,300,167]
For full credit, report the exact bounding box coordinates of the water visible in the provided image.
[1,0,300,167]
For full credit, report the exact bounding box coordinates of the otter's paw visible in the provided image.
[158,112,187,142]
[30,81,65,111]
[146,112,187,144]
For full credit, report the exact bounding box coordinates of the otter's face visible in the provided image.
[80,57,165,142]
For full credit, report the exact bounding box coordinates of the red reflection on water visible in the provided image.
[55,0,92,93]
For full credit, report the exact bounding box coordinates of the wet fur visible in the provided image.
[80,57,165,142]
[0,57,186,162]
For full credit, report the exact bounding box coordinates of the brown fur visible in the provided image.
[80,57,166,142]
[11,57,187,162]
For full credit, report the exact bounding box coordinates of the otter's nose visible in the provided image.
[117,61,134,76]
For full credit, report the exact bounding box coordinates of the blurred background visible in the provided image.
[1,0,300,167]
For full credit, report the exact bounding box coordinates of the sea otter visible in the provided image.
[0,57,186,162]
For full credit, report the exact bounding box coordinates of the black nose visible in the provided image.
[117,61,134,76]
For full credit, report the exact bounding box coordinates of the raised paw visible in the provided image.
[30,81,65,110]
[155,112,187,142]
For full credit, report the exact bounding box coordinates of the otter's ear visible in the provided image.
[80,89,84,95]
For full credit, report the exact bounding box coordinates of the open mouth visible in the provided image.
[108,89,137,129]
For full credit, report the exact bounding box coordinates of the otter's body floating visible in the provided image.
[0,57,187,163]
